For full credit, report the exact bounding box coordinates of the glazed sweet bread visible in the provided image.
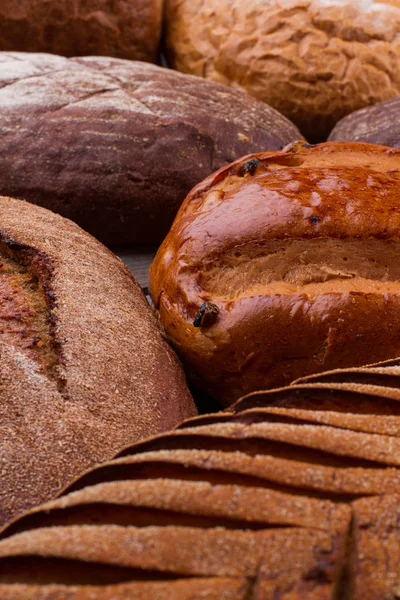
[2,360,400,597]
[150,141,400,405]
[0,195,196,527]
[164,0,400,141]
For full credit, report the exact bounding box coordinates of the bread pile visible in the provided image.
[2,0,400,595]
[0,52,300,245]
[0,195,196,528]
[1,360,400,597]
[150,140,400,404]
[164,0,400,141]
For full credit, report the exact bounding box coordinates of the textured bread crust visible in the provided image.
[0,52,301,245]
[0,0,162,63]
[329,96,400,148]
[4,363,400,597]
[0,195,196,527]
[150,141,400,405]
[164,0,400,141]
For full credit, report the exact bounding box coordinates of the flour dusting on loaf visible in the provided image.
[0,52,301,245]
[0,195,196,527]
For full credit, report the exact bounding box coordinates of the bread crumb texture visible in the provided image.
[164,0,400,140]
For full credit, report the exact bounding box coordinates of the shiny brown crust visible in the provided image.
[0,52,301,245]
[164,0,400,141]
[0,195,196,527]
[329,96,400,148]
[0,0,162,63]
[150,141,400,405]
[3,361,400,597]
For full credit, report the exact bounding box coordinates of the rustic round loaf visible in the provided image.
[2,360,400,597]
[0,0,162,63]
[150,141,400,405]
[0,195,196,527]
[164,0,400,141]
[329,96,400,147]
[0,52,301,246]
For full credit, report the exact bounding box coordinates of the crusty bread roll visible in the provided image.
[0,0,162,63]
[0,52,301,245]
[2,360,400,597]
[0,195,196,527]
[329,96,400,147]
[164,0,400,141]
[150,141,400,405]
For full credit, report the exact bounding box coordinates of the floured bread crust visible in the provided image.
[0,195,196,527]
[2,360,400,597]
[164,0,400,140]
[150,141,400,404]
[0,52,300,245]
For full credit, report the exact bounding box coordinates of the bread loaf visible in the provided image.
[329,96,400,147]
[150,141,400,405]
[3,361,400,597]
[164,0,400,141]
[0,0,162,63]
[0,52,301,245]
[0,195,196,527]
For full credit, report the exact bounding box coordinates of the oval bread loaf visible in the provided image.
[2,360,400,597]
[164,0,400,141]
[329,96,400,148]
[0,52,301,245]
[0,0,162,63]
[150,141,400,405]
[0,195,196,527]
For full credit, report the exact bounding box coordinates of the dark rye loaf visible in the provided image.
[0,195,196,528]
[329,96,400,148]
[6,360,400,596]
[0,52,301,245]
[0,0,162,63]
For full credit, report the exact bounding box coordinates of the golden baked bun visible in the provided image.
[164,0,400,141]
[150,141,400,405]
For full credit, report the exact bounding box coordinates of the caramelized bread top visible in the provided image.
[150,141,400,403]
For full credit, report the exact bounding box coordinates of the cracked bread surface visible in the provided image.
[0,195,196,527]
[150,141,400,405]
[164,0,400,141]
[0,52,300,245]
[3,362,400,597]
